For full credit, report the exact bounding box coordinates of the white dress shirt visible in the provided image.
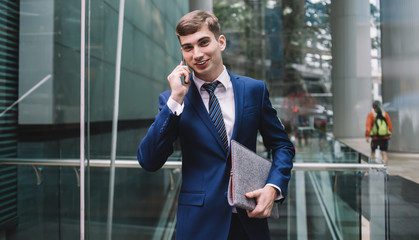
[167,66,234,145]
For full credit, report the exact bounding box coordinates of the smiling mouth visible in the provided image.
[196,59,209,65]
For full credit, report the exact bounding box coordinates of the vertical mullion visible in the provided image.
[80,0,86,239]
[106,1,125,239]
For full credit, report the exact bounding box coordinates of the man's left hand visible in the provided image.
[245,185,278,218]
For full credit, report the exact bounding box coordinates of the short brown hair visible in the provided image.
[176,10,220,38]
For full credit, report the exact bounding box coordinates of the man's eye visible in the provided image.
[200,41,209,46]
[183,46,192,51]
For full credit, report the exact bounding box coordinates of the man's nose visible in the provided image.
[193,47,204,59]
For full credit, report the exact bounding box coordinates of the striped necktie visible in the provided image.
[202,81,229,150]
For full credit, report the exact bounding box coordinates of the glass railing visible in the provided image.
[0,161,181,240]
[269,165,388,239]
[1,153,388,240]
[0,129,386,240]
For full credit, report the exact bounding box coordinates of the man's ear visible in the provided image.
[218,35,226,51]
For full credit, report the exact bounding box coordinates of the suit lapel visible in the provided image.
[186,79,227,152]
[230,72,244,142]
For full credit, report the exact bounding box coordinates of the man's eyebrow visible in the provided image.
[181,43,192,48]
[181,36,211,48]
[197,36,211,42]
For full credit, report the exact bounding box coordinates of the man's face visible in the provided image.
[179,25,226,82]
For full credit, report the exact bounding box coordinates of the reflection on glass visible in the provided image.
[215,0,333,150]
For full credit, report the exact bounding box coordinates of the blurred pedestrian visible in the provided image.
[365,100,392,165]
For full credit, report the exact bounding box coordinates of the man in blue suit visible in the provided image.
[138,10,294,239]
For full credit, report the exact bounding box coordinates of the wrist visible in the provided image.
[266,185,278,199]
[170,92,185,105]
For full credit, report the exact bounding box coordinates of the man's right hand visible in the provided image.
[167,61,191,104]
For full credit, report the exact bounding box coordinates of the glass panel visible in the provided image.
[5,165,81,240]
[84,0,189,158]
[84,0,188,238]
[268,169,388,239]
[87,167,181,239]
[1,164,181,240]
[1,0,81,239]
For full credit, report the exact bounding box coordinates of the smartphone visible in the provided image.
[181,55,187,84]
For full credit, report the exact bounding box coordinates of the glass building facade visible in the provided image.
[1,0,417,239]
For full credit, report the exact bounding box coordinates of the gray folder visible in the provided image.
[227,140,279,218]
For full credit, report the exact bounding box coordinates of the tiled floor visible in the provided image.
[339,138,419,183]
[386,153,419,184]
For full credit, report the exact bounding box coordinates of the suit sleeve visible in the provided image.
[137,93,180,171]
[258,83,295,198]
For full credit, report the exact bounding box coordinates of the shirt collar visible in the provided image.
[193,66,231,91]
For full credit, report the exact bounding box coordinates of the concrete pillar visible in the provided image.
[189,0,213,12]
[331,0,372,138]
[381,0,419,152]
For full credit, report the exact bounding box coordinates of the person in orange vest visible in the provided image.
[365,100,392,165]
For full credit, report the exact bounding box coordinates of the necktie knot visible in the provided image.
[202,81,220,95]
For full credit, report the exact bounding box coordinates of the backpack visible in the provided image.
[370,110,390,137]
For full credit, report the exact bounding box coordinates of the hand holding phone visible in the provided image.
[167,58,191,104]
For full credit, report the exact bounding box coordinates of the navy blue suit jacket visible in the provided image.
[138,71,294,239]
